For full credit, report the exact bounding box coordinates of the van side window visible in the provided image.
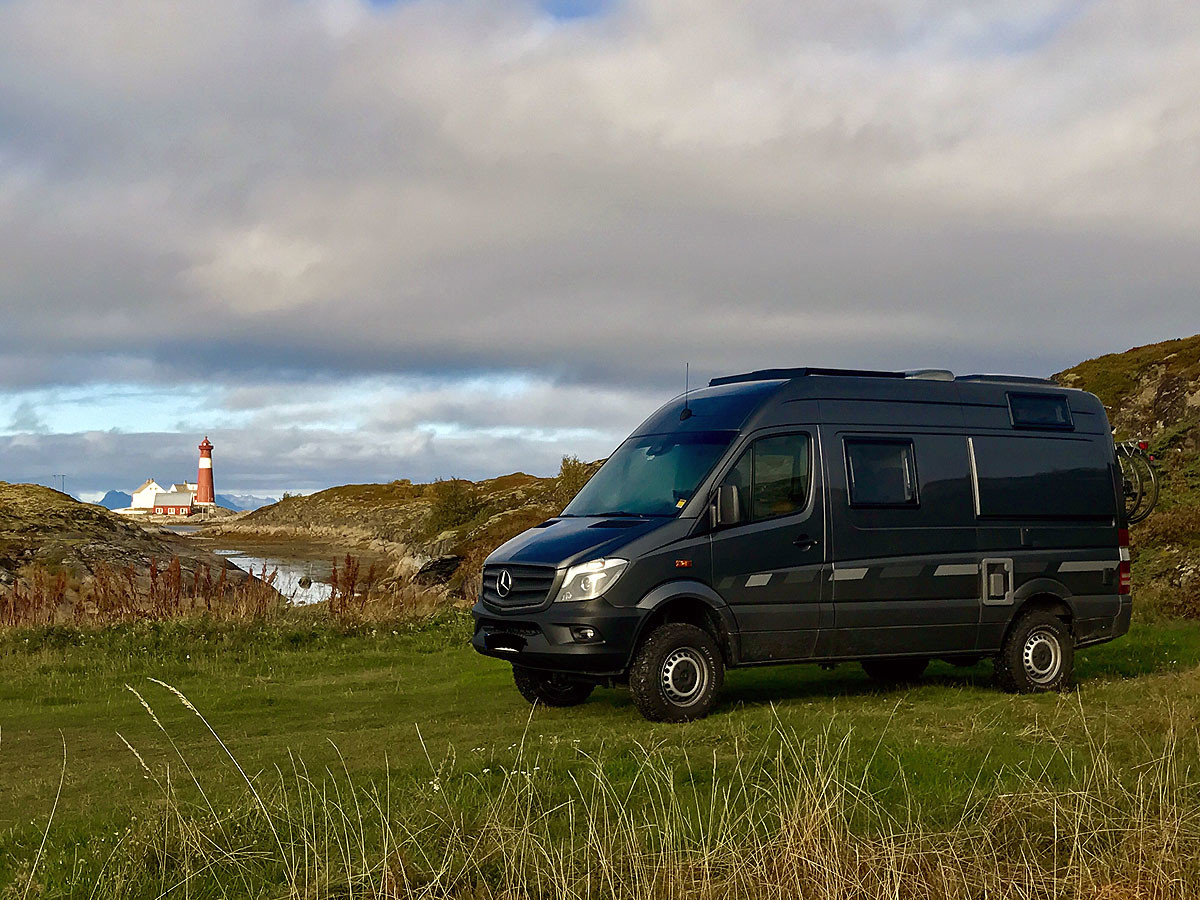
[1008,393,1073,430]
[751,434,811,520]
[845,439,918,507]
[720,433,811,523]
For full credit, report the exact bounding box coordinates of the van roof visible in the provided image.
[709,367,1057,388]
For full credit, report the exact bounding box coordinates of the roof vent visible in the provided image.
[905,369,955,381]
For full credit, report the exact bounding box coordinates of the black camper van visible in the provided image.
[471,368,1131,722]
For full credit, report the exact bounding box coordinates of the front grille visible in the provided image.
[482,564,557,610]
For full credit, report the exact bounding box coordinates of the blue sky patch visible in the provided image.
[540,0,612,21]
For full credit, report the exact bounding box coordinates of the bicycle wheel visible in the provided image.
[1119,450,1145,522]
[1128,453,1158,523]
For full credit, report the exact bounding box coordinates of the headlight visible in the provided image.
[553,558,628,603]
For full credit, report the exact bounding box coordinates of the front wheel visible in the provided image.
[629,623,724,722]
[995,610,1074,693]
[513,666,595,707]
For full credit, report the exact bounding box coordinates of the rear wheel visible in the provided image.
[512,666,595,707]
[861,657,929,684]
[629,623,724,722]
[995,610,1074,693]
[1121,454,1145,520]
[1127,454,1158,524]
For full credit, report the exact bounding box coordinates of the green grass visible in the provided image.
[4,612,1200,896]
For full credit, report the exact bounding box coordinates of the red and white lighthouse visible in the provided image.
[196,437,216,506]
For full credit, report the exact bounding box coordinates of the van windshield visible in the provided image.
[562,431,737,518]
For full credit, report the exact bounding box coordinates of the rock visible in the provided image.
[414,555,463,585]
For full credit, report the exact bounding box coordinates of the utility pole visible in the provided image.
[53,474,67,494]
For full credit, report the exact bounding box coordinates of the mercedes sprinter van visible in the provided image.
[471,367,1131,722]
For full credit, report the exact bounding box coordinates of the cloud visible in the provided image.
[6,400,48,434]
[1,0,1198,491]
[0,421,612,496]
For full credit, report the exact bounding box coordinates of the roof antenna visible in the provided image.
[680,363,693,420]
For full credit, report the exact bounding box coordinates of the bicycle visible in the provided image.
[1116,439,1159,524]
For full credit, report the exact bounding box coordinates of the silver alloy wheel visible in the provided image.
[1023,627,1063,685]
[661,647,709,707]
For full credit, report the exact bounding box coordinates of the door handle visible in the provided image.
[793,534,819,551]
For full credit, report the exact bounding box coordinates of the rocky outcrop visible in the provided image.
[0,482,245,591]
[1056,333,1200,615]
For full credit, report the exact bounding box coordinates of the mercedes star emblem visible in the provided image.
[496,568,513,598]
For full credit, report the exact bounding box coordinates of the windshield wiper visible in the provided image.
[593,511,651,518]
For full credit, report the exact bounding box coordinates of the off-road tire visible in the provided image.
[861,657,929,684]
[629,623,724,722]
[995,610,1074,693]
[512,666,595,707]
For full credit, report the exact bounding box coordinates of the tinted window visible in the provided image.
[752,434,811,520]
[1009,393,1073,430]
[720,433,811,523]
[846,439,918,507]
[970,435,1114,519]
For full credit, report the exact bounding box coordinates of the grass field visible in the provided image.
[4,608,1200,897]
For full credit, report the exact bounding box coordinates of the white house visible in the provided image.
[131,479,165,509]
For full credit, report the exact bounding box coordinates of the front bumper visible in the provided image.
[471,597,646,677]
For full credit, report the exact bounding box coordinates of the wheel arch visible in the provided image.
[1004,581,1075,645]
[631,581,738,666]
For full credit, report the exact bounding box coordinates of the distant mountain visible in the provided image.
[216,493,278,512]
[98,490,132,510]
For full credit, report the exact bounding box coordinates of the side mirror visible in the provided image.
[711,484,743,528]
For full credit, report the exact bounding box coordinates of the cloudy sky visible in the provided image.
[1,0,1197,500]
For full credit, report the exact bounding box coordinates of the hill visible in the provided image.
[207,460,600,594]
[1056,333,1200,615]
[0,482,244,593]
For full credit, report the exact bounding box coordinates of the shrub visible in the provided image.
[555,455,593,507]
[426,478,483,535]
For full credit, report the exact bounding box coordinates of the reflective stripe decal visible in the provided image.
[934,564,977,577]
[745,574,772,587]
[784,570,818,584]
[881,564,924,579]
[1058,560,1118,573]
[1120,547,1131,562]
[832,567,868,581]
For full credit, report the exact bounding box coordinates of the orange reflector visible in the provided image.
[675,559,693,568]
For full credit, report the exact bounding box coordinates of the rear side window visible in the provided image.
[1009,393,1073,430]
[720,433,811,523]
[845,439,918,507]
[970,435,1114,519]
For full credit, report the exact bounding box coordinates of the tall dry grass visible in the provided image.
[0,554,439,630]
[26,684,1200,899]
